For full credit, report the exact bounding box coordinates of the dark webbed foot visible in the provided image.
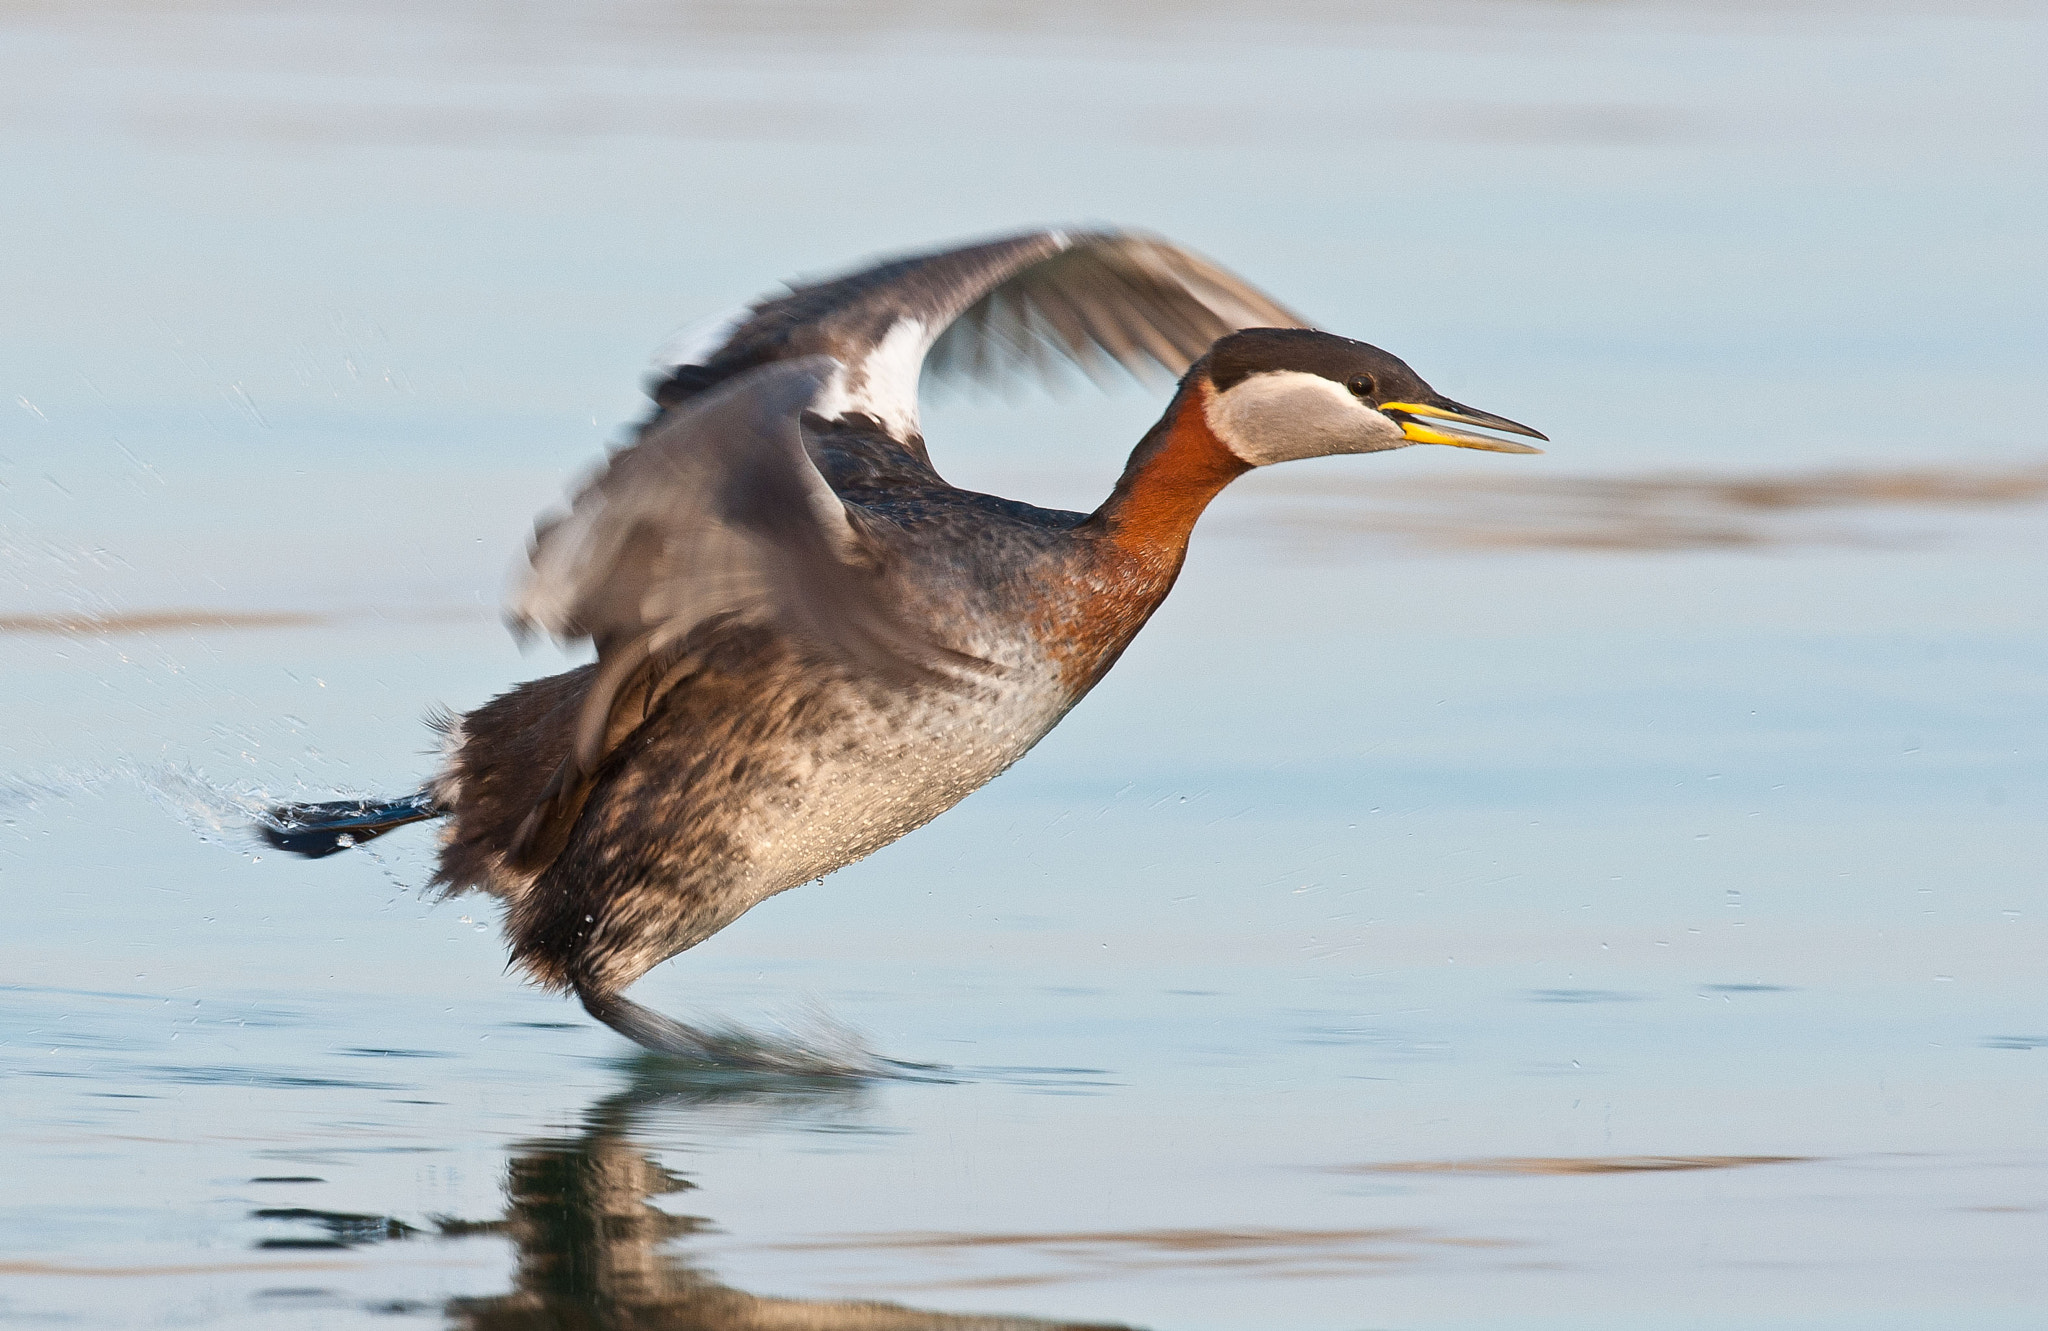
[259,792,441,858]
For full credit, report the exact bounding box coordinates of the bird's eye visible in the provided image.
[1346,374,1376,399]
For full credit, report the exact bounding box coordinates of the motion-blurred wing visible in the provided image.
[505,357,950,866]
[649,228,1311,443]
[923,231,1310,392]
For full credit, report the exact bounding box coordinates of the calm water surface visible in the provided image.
[3,3,2045,1328]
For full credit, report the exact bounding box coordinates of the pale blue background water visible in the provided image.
[2,2,2045,1328]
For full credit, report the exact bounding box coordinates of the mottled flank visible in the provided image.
[431,663,594,911]
[435,414,1166,998]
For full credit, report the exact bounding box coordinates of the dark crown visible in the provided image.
[1203,328,1432,405]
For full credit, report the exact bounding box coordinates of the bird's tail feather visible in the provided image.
[259,791,442,858]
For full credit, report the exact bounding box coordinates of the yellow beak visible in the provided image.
[1380,399,1547,454]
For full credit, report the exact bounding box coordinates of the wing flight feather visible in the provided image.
[923,232,1311,393]
[649,228,1311,438]
[504,357,958,868]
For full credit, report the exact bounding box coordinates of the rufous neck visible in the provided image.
[1088,378,1250,562]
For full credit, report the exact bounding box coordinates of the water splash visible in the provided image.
[3,765,920,1077]
[0,759,395,869]
[139,761,275,843]
[0,766,114,814]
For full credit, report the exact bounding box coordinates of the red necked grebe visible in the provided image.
[263,228,1545,1055]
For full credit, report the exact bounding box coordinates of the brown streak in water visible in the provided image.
[772,1227,1405,1251]
[0,607,493,636]
[0,1260,363,1277]
[1341,1155,1812,1176]
[1421,465,2048,510]
[1241,461,2048,553]
[774,1226,1519,1290]
[766,1226,1519,1254]
[894,1274,1090,1292]
[0,610,327,636]
[1259,463,2048,510]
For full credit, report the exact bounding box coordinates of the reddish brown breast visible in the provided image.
[1096,378,1250,558]
[1030,379,1251,695]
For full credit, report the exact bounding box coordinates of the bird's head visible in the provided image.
[1199,328,1545,466]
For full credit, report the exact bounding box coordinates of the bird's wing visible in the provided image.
[649,228,1312,443]
[503,356,963,869]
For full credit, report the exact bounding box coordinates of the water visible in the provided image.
[3,2,2045,1327]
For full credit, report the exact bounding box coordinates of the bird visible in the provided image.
[261,227,1545,1058]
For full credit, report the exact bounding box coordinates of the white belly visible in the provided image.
[716,654,1074,911]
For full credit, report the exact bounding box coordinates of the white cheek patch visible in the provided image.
[1205,371,1407,466]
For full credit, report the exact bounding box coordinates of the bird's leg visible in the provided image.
[573,981,732,1062]
[571,979,898,1077]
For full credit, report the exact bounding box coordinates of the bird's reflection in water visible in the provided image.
[443,1057,1130,1331]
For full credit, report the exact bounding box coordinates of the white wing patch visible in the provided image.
[645,230,1304,448]
[810,317,931,440]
